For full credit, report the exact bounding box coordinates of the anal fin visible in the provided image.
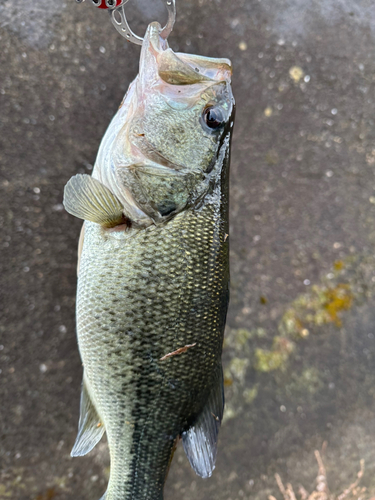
[71,376,105,457]
[182,363,224,478]
[63,174,126,228]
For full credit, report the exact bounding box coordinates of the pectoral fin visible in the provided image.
[71,377,105,457]
[182,363,224,478]
[63,174,125,228]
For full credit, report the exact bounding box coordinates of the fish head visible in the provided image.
[111,22,235,223]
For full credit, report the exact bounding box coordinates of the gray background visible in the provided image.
[1,0,375,498]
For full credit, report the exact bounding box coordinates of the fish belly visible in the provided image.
[76,201,229,500]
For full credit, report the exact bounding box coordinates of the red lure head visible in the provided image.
[96,0,122,8]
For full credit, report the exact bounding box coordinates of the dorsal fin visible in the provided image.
[63,174,125,228]
[182,363,224,478]
[71,376,105,457]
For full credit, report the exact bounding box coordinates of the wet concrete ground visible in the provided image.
[1,0,375,499]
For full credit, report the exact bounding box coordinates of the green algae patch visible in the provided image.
[324,284,353,325]
[243,385,259,404]
[227,327,254,348]
[285,367,324,397]
[0,485,12,498]
[279,283,353,338]
[333,259,344,271]
[224,357,250,384]
[254,336,295,372]
[222,254,374,423]
[224,327,266,351]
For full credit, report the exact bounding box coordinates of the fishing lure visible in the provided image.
[76,0,122,9]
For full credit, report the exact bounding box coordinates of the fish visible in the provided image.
[63,21,235,500]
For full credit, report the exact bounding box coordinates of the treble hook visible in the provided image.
[76,0,123,7]
[110,0,176,45]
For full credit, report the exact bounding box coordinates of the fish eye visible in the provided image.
[202,105,226,130]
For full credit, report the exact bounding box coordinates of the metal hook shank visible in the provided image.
[110,0,176,45]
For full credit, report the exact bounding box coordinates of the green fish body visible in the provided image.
[64,22,235,500]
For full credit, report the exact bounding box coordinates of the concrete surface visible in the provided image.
[1,0,375,499]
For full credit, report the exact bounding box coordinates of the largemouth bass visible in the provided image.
[64,21,235,500]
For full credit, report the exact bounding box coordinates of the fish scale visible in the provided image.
[77,181,229,499]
